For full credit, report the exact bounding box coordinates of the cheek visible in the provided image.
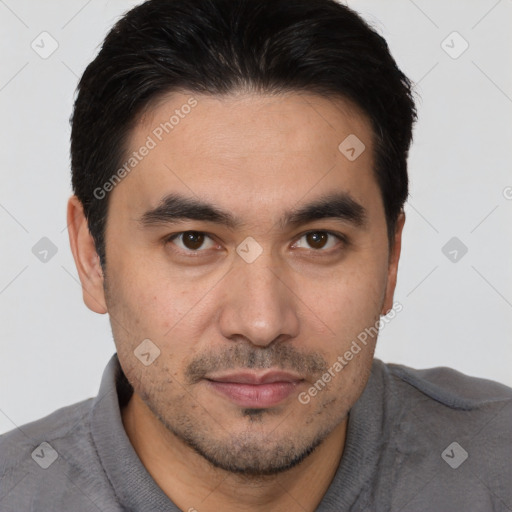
[107,263,216,368]
[295,259,387,371]
[305,258,387,326]
[107,272,194,388]
[104,265,175,352]
[108,247,174,308]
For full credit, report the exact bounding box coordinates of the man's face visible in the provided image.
[101,92,399,475]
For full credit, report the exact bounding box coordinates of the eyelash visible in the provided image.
[164,230,347,256]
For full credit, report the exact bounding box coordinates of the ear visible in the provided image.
[67,195,107,314]
[381,211,405,315]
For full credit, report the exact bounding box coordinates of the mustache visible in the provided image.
[185,343,328,384]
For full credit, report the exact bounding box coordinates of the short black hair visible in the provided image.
[70,0,417,268]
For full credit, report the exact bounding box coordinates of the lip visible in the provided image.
[205,370,304,408]
[205,370,303,385]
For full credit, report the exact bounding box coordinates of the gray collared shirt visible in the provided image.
[1,353,511,511]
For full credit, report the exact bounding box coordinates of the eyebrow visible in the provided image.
[139,192,367,231]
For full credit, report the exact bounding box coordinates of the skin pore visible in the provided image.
[67,91,404,511]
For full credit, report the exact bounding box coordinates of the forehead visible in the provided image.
[111,91,381,225]
[137,90,372,157]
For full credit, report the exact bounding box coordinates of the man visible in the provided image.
[1,0,510,510]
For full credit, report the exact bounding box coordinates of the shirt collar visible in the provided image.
[90,353,180,511]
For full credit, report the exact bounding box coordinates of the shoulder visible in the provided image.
[0,398,110,510]
[0,397,94,468]
[381,359,512,409]
[369,359,512,507]
[374,358,512,432]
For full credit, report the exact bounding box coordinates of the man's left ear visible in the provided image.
[381,211,405,315]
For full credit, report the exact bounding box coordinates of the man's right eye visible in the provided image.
[165,231,218,253]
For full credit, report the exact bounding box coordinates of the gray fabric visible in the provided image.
[1,353,511,511]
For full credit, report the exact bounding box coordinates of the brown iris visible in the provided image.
[182,231,206,250]
[305,232,329,249]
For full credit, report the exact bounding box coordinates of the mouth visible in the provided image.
[204,370,305,408]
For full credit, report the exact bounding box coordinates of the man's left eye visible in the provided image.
[293,231,344,251]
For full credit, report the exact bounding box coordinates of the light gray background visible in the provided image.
[1,0,511,435]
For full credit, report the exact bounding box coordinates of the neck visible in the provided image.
[121,392,348,512]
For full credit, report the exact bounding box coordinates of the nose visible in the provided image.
[218,254,300,347]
